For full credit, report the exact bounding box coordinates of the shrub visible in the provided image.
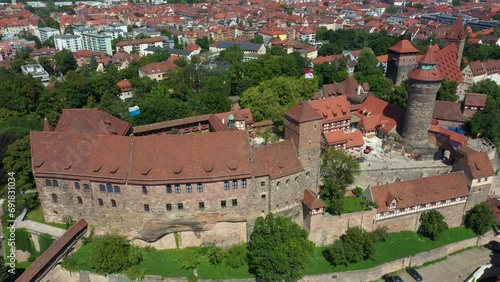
[90,234,131,274]
[179,248,199,270]
[126,265,147,280]
[465,203,495,235]
[352,187,363,197]
[206,245,227,265]
[371,226,389,242]
[62,256,78,271]
[226,244,247,268]
[418,210,448,240]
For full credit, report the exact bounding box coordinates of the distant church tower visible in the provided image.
[442,16,466,66]
[284,102,323,193]
[385,40,420,86]
[402,47,443,147]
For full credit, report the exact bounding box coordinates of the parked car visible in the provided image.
[384,275,404,282]
[356,156,365,163]
[485,240,500,252]
[406,268,422,281]
[363,146,372,154]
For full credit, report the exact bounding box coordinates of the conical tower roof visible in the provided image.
[408,47,443,82]
[446,16,465,40]
[388,40,419,54]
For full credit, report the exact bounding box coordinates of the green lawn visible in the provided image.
[2,225,33,271]
[72,243,253,279]
[25,205,67,229]
[70,227,477,279]
[342,197,365,213]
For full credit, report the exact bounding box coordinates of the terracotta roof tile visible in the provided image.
[464,93,487,108]
[55,108,131,136]
[388,39,419,54]
[353,95,405,133]
[457,150,495,179]
[433,101,468,122]
[139,60,178,75]
[308,96,351,124]
[469,60,486,76]
[428,122,467,146]
[285,101,323,123]
[253,140,304,180]
[446,16,465,40]
[303,189,326,210]
[432,44,463,84]
[323,130,364,148]
[322,76,368,103]
[371,171,469,213]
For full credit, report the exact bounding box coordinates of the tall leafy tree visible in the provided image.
[418,210,448,240]
[90,234,142,274]
[248,214,314,282]
[354,47,383,79]
[321,147,360,214]
[437,79,458,101]
[465,203,495,235]
[54,50,78,75]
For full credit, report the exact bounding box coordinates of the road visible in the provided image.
[389,247,496,282]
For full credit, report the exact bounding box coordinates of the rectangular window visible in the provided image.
[221,200,227,208]
[260,181,265,187]
[199,202,205,210]
[83,184,90,191]
[45,179,52,186]
[224,181,229,190]
[175,184,181,193]
[232,180,238,189]
[186,184,192,193]
[178,203,183,210]
[166,204,172,211]
[232,199,238,207]
[197,183,203,193]
[166,184,172,194]
[144,204,150,212]
[261,194,266,200]
[74,182,80,189]
[241,179,247,188]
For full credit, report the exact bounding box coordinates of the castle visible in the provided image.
[30,19,496,248]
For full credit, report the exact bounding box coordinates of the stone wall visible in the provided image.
[43,231,495,282]
[308,209,377,246]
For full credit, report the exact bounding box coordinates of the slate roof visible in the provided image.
[371,171,469,213]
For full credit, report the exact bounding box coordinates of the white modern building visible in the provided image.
[54,34,83,52]
[36,27,60,43]
[21,64,50,86]
[81,33,113,55]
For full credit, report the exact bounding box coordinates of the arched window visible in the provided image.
[98,198,103,206]
[45,179,51,186]
[106,183,113,193]
[114,186,120,194]
[77,196,83,204]
[111,199,116,207]
[74,182,80,189]
[142,186,148,195]
[99,184,105,192]
[51,194,58,203]
[52,179,59,186]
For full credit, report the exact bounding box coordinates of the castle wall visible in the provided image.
[403,80,441,146]
[386,51,417,86]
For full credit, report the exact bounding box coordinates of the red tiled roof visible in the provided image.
[433,101,468,122]
[464,93,487,108]
[308,96,351,124]
[311,54,344,65]
[43,119,53,132]
[371,171,469,213]
[376,54,388,63]
[285,101,323,123]
[139,60,178,75]
[446,16,465,40]
[303,189,326,210]
[322,76,368,104]
[323,130,364,148]
[409,46,444,82]
[428,122,467,146]
[253,140,304,180]
[55,108,131,136]
[214,108,253,124]
[388,39,419,54]
[116,79,132,89]
[469,60,486,76]
[353,95,405,133]
[457,150,495,179]
[433,44,463,84]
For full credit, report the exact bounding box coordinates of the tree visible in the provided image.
[248,214,314,282]
[464,203,495,235]
[0,256,9,282]
[89,55,98,71]
[64,25,74,35]
[354,48,383,79]
[327,227,375,266]
[195,36,211,51]
[54,50,78,75]
[90,234,141,274]
[2,135,34,194]
[220,44,244,64]
[418,210,448,240]
[466,80,500,147]
[437,79,458,101]
[386,5,398,14]
[194,76,231,114]
[179,248,199,270]
[321,147,360,214]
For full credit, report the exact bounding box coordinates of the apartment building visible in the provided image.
[54,34,83,52]
[36,27,60,43]
[81,33,113,55]
[21,64,50,86]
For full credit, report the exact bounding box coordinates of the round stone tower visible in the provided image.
[402,47,443,147]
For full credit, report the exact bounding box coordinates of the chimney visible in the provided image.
[222,118,225,125]
[357,84,361,95]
